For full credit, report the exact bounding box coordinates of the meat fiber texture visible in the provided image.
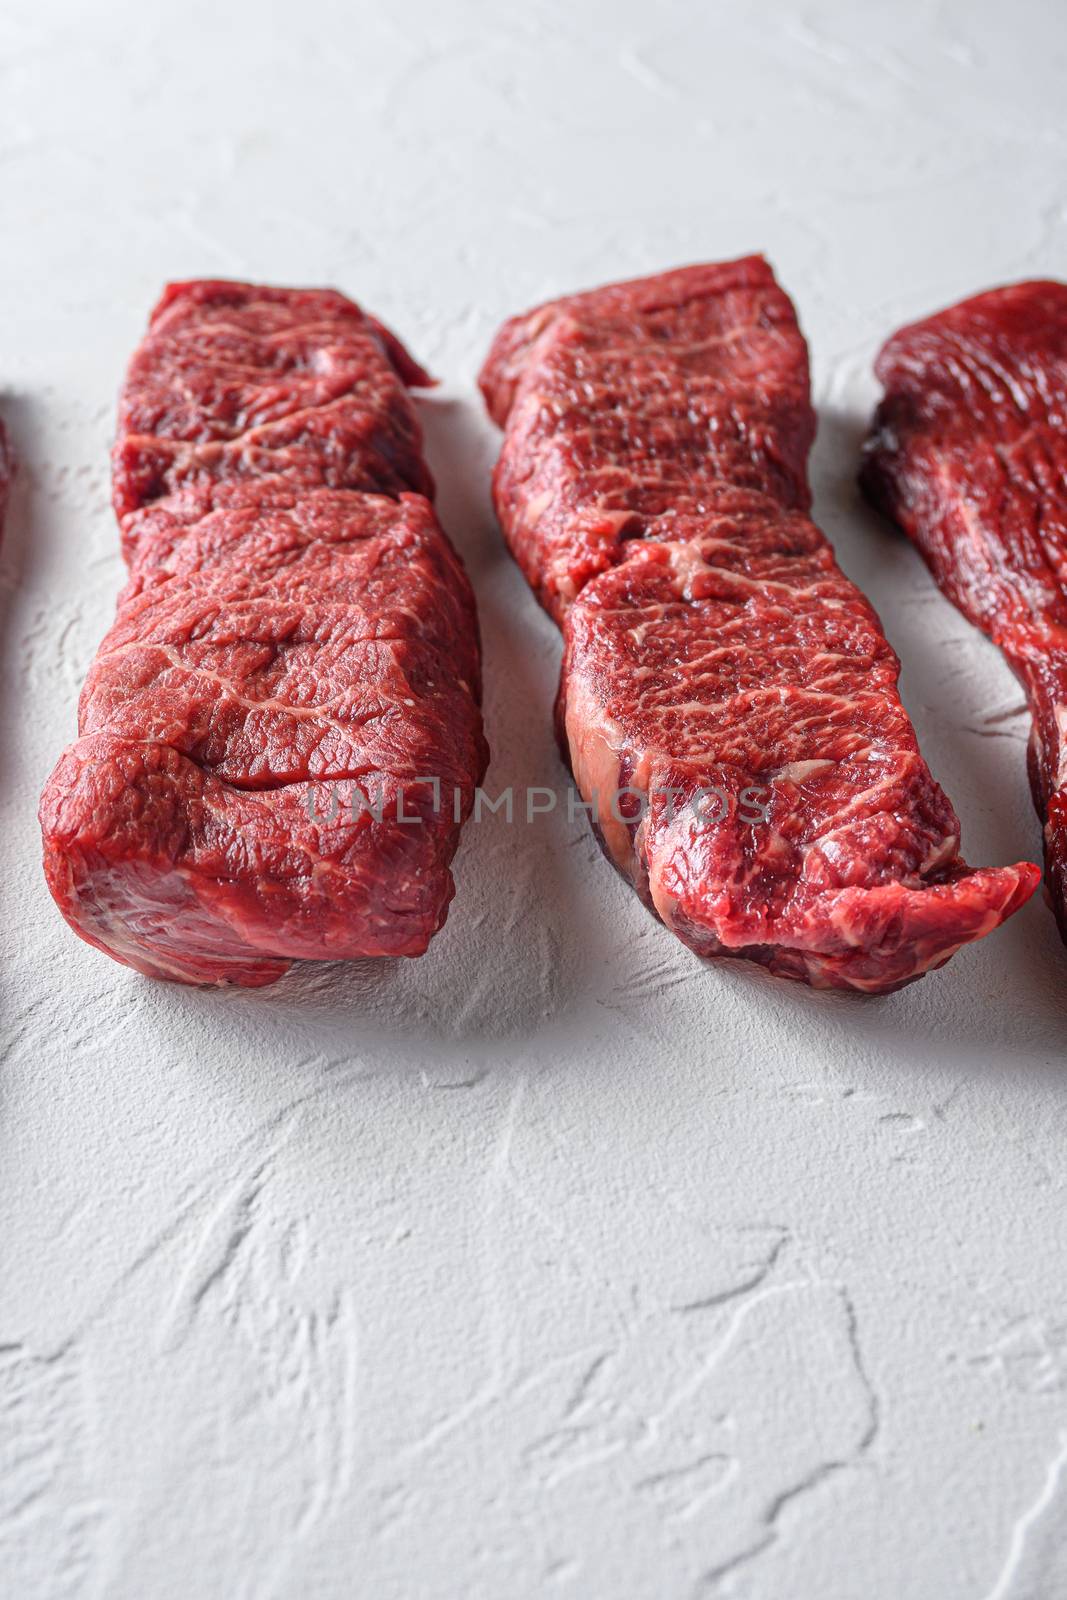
[862,279,1067,948]
[40,282,487,987]
[480,258,1037,992]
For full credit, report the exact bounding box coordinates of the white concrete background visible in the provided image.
[2,1,1066,1596]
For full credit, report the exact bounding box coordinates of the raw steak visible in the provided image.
[481,259,1037,991]
[862,280,1067,944]
[41,283,487,986]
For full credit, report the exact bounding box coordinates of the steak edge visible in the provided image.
[0,418,13,538]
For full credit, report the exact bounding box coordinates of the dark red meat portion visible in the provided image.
[41,283,486,986]
[482,258,1038,991]
[861,279,1067,944]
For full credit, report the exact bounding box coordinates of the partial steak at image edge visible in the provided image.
[862,278,1067,949]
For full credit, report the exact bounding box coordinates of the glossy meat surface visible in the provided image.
[41,283,486,986]
[862,279,1067,943]
[483,259,1038,990]
[481,257,814,622]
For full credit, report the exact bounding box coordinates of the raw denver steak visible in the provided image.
[41,282,486,986]
[862,280,1067,945]
[481,258,1037,991]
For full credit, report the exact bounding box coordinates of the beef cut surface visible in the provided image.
[862,280,1067,945]
[482,259,815,623]
[41,282,487,986]
[112,280,436,523]
[481,258,1037,991]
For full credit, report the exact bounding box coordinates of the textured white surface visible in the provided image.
[2,1,1067,1596]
